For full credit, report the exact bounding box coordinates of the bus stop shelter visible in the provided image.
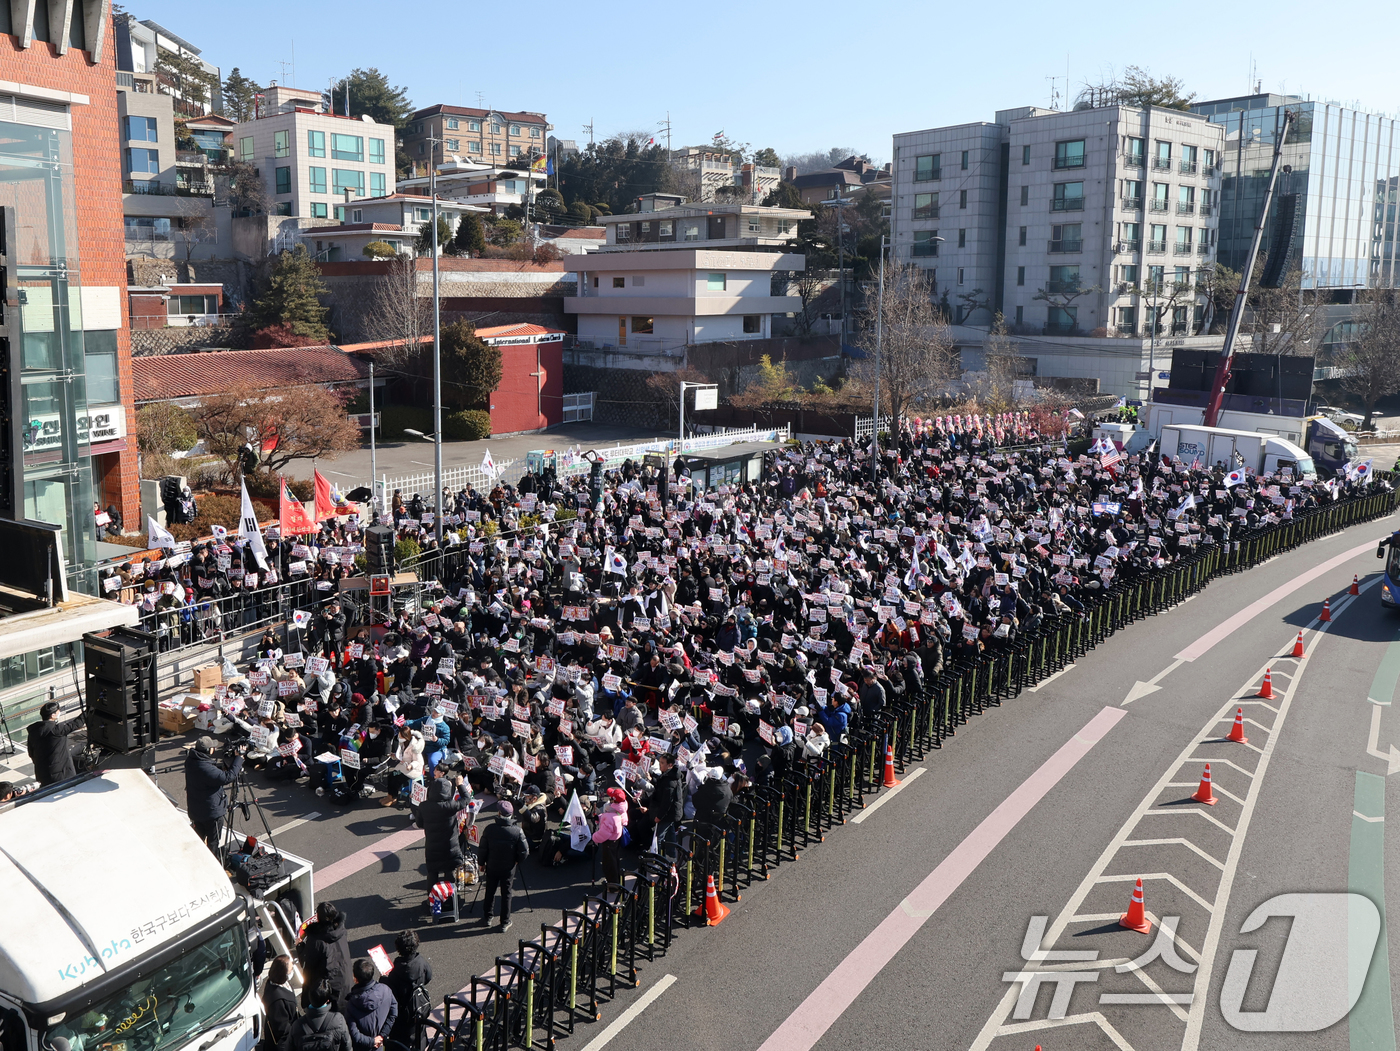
[673,441,784,491]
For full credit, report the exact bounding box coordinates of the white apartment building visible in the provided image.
[892,104,1227,398]
[230,85,396,220]
[120,18,221,115]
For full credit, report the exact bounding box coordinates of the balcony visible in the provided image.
[1046,280,1082,293]
[1179,160,1199,175]
[913,207,940,220]
[1174,242,1194,255]
[1119,239,1141,253]
[1047,239,1083,253]
[1051,197,1085,212]
[1197,244,1211,255]
[1176,202,1195,215]
[1171,322,1190,335]
[912,243,939,257]
[1121,197,1143,211]
[1149,199,1170,213]
[1147,239,1167,254]
[1123,154,1145,169]
[915,169,942,182]
[1199,204,1214,217]
[1152,158,1172,171]
[1053,158,1086,171]
[1043,321,1083,335]
[123,179,213,198]
[1203,165,1218,178]
[116,71,133,89]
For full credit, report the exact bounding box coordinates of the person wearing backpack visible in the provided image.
[288,980,351,1051]
[343,959,397,1051]
[385,930,434,1051]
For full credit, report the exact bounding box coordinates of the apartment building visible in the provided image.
[115,16,220,115]
[402,105,551,169]
[230,85,397,219]
[563,195,809,365]
[892,104,1226,397]
[398,159,546,215]
[297,194,484,261]
[671,147,781,203]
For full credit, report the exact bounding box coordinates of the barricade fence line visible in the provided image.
[429,480,1399,1051]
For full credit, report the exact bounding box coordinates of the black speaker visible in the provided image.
[1260,193,1299,289]
[83,628,158,752]
[365,524,395,573]
[589,460,603,504]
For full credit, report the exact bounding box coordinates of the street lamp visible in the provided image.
[422,136,446,549]
[825,193,858,349]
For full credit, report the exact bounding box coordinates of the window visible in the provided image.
[1177,184,1195,213]
[631,316,654,334]
[530,127,541,138]
[445,138,459,151]
[1022,144,1031,165]
[1015,305,1024,325]
[1119,264,1139,285]
[959,189,967,209]
[957,267,965,284]
[613,277,626,288]
[124,115,157,142]
[509,124,521,136]
[661,220,675,237]
[370,138,386,165]
[1016,266,1025,286]
[1180,144,1198,173]
[1118,307,1137,329]
[491,143,502,155]
[776,219,791,236]
[1048,264,1080,292]
[1153,140,1172,169]
[913,192,937,219]
[238,136,254,162]
[1175,226,1193,251]
[308,167,327,194]
[957,229,966,248]
[914,154,940,181]
[683,222,700,241]
[743,315,761,334]
[1126,137,1144,165]
[707,272,727,291]
[1047,305,1078,331]
[490,122,502,134]
[168,294,217,316]
[1124,179,1143,203]
[1203,148,1217,170]
[1050,223,1082,252]
[334,206,346,221]
[447,118,459,130]
[1018,226,1027,246]
[126,148,159,174]
[331,133,364,162]
[352,208,362,222]
[311,201,328,219]
[1020,185,1029,206]
[1120,221,1140,249]
[1173,265,1191,287]
[332,169,365,196]
[274,130,289,158]
[417,208,431,221]
[417,144,425,156]
[1052,182,1084,211]
[1149,224,1167,251]
[961,150,969,170]
[370,172,386,196]
[747,216,761,233]
[308,130,325,157]
[84,333,119,404]
[1148,264,1165,286]
[468,121,481,132]
[274,202,292,216]
[1054,139,1085,169]
[468,141,482,154]
[412,123,423,134]
[912,230,939,257]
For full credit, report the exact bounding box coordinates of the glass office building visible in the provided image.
[1194,94,1400,291]
[2,113,98,576]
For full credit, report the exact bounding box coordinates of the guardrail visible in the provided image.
[425,478,1399,1051]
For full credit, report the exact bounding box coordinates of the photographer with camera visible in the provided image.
[184,735,245,856]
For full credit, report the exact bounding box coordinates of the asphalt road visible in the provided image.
[130,506,1400,1051]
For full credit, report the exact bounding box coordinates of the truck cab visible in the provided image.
[1306,416,1359,478]
[0,769,311,1051]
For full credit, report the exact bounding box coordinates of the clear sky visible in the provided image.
[136,0,1400,162]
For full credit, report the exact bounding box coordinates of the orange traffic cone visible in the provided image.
[1227,707,1248,744]
[695,874,730,926]
[1192,764,1218,805]
[1351,575,1361,596]
[1119,877,1153,934]
[882,739,901,788]
[1257,668,1274,699]
[1291,631,1305,658]
[1320,599,1331,623]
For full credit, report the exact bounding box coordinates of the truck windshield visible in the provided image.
[1389,547,1400,581]
[1296,456,1317,480]
[43,924,250,1051]
[1346,441,1359,460]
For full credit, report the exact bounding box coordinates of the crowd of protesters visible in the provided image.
[105,413,1390,935]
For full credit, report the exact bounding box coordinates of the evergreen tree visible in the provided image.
[414,215,453,255]
[222,68,262,122]
[250,246,330,343]
[323,68,413,127]
[440,321,502,410]
[453,213,486,256]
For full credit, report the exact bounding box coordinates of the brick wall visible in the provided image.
[2,7,141,531]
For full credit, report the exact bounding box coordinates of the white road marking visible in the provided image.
[850,767,926,824]
[234,812,321,844]
[578,973,676,1051]
[1027,664,1076,693]
[1354,811,1385,823]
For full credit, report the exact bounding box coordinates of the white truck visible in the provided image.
[1157,424,1317,479]
[0,768,313,1051]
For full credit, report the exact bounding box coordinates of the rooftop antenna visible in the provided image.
[274,58,293,84]
[476,91,485,108]
[1045,74,1062,110]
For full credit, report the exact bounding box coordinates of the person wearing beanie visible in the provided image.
[592,786,629,884]
[476,800,528,932]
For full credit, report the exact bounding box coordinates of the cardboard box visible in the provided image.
[192,664,223,691]
[159,706,196,734]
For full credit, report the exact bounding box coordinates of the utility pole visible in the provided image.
[583,119,594,146]
[872,234,885,486]
[369,361,377,519]
[428,139,444,549]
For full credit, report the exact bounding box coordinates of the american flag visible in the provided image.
[1100,446,1124,469]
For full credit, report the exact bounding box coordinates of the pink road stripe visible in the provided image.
[317,828,424,890]
[1174,537,1378,661]
[756,705,1125,1051]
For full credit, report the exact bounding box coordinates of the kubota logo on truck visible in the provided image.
[56,938,134,982]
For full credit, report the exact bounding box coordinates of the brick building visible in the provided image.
[1,0,141,571]
[402,105,551,170]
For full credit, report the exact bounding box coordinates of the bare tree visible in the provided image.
[956,287,994,327]
[855,263,958,422]
[967,315,1027,411]
[785,270,826,339]
[365,256,431,396]
[1034,278,1101,334]
[1340,291,1400,429]
[197,382,361,478]
[173,197,216,272]
[1197,259,1320,351]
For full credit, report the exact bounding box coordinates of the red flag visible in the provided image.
[279,479,316,536]
[314,469,335,522]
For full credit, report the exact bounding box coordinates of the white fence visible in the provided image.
[853,415,896,440]
[370,424,790,505]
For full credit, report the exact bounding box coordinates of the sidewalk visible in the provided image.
[284,422,663,488]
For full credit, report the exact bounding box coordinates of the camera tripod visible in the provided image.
[220,755,279,863]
